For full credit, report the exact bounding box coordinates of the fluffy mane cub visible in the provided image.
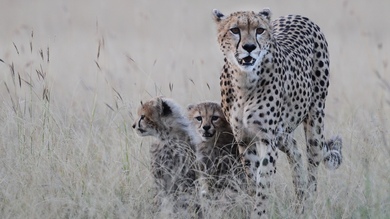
[132,96,200,216]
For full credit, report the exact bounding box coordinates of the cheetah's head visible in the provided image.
[132,97,200,144]
[212,8,273,71]
[132,96,173,137]
[187,102,231,142]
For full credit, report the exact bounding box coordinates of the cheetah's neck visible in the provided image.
[228,49,274,96]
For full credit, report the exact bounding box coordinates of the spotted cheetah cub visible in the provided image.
[187,102,245,197]
[132,96,201,216]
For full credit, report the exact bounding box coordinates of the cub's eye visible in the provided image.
[256,28,265,35]
[140,115,145,120]
[230,28,240,35]
[195,116,202,121]
[211,116,219,121]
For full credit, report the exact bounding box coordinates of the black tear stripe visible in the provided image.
[236,31,241,52]
[198,109,203,128]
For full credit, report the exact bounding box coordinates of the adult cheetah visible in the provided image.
[132,96,201,217]
[187,102,245,197]
[212,8,343,217]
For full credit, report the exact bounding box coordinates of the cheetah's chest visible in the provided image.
[228,68,312,138]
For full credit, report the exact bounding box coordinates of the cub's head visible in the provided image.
[212,8,273,71]
[132,96,174,137]
[187,102,231,142]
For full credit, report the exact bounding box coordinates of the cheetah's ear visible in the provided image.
[187,104,195,111]
[153,97,171,116]
[212,9,226,22]
[161,99,172,116]
[259,8,272,21]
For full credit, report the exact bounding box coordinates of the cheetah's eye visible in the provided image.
[140,115,145,120]
[195,116,202,121]
[230,28,240,35]
[211,116,219,121]
[256,28,265,35]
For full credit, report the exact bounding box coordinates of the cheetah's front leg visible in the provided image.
[251,136,278,219]
[238,142,260,197]
[229,120,258,198]
[197,155,212,198]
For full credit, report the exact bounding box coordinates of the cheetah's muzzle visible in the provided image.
[202,132,215,138]
[137,128,146,134]
[239,56,256,66]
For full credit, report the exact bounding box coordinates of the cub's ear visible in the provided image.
[212,9,226,22]
[153,96,171,116]
[187,104,195,111]
[259,8,272,21]
[161,99,172,116]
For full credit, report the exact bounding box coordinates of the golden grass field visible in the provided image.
[0,0,389,218]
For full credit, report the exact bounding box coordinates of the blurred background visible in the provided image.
[1,0,389,112]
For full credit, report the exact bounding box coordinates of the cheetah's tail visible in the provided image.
[322,136,343,170]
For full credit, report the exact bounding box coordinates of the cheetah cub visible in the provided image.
[132,96,201,217]
[187,102,245,197]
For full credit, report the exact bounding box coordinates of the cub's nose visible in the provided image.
[242,44,256,53]
[203,125,211,131]
[132,123,136,129]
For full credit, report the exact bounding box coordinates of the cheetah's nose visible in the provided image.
[203,125,211,131]
[242,44,256,53]
[132,123,136,129]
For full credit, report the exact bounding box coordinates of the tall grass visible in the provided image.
[0,31,155,219]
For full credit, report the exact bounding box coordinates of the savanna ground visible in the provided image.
[0,0,389,218]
